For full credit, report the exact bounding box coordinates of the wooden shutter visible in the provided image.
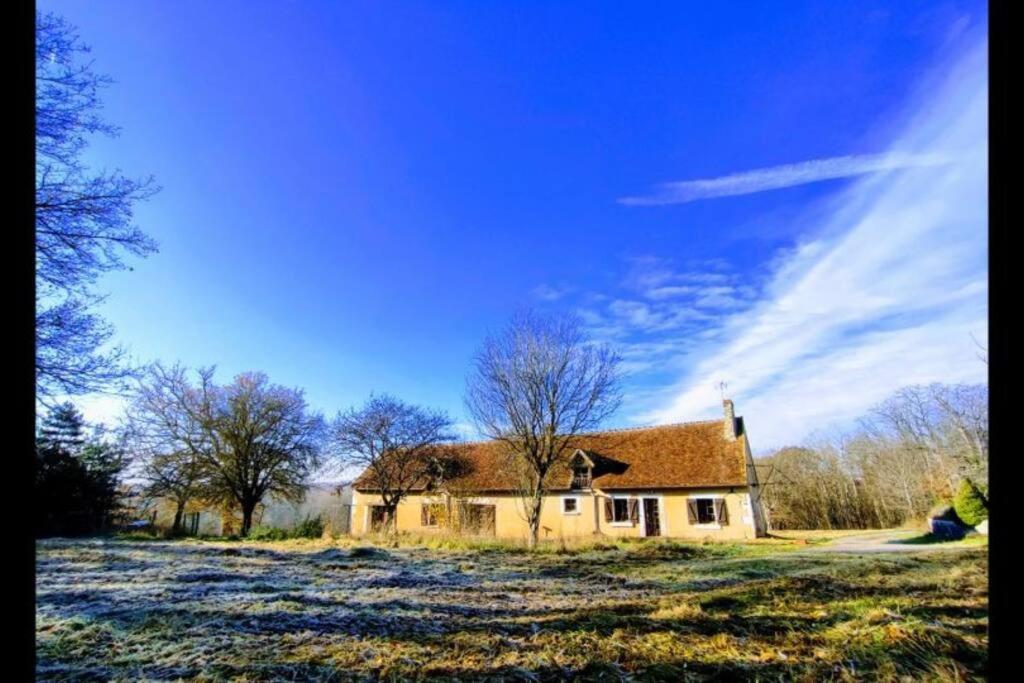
[421,504,429,526]
[604,498,613,522]
[687,499,698,524]
[714,499,728,525]
[628,499,639,524]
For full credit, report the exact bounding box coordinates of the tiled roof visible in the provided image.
[353,419,750,493]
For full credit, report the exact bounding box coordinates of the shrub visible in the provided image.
[293,515,325,539]
[248,525,288,541]
[953,479,988,527]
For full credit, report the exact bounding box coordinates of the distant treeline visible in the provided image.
[759,383,987,530]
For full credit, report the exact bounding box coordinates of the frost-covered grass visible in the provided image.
[36,537,986,681]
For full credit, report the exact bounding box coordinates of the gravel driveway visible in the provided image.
[810,529,984,553]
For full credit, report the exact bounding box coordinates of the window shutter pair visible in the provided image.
[601,498,640,525]
[686,499,698,524]
[714,499,729,525]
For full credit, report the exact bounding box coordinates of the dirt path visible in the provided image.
[809,529,982,553]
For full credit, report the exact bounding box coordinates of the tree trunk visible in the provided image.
[386,506,397,536]
[527,489,544,549]
[172,500,186,535]
[901,480,914,521]
[241,500,257,537]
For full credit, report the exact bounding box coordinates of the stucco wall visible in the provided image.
[738,432,769,536]
[351,487,760,540]
[351,492,525,538]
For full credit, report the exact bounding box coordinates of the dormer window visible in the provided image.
[569,450,594,490]
[571,465,592,489]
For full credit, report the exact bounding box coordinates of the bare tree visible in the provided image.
[761,382,988,530]
[140,451,207,534]
[124,363,212,534]
[970,332,988,366]
[862,386,958,498]
[126,364,325,535]
[929,383,988,488]
[465,310,622,548]
[332,394,455,533]
[36,12,159,401]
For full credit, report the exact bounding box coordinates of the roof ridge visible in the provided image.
[447,418,725,446]
[577,418,723,436]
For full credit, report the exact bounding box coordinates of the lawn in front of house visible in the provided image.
[36,535,987,681]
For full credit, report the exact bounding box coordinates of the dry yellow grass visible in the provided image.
[36,535,987,680]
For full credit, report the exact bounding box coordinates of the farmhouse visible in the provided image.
[351,400,768,540]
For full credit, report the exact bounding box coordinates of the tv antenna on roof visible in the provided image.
[716,380,728,400]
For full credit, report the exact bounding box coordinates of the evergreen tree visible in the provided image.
[37,401,85,454]
[80,438,129,530]
[35,403,127,536]
[953,478,988,527]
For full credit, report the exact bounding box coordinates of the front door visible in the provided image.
[643,498,661,537]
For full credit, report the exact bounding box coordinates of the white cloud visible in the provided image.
[613,257,756,315]
[618,151,952,206]
[63,393,128,429]
[532,283,574,301]
[693,286,748,310]
[452,421,483,441]
[644,285,699,300]
[633,39,988,451]
[608,300,660,329]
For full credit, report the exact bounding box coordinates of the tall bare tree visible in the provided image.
[465,310,622,548]
[332,394,455,533]
[761,382,988,530]
[929,383,988,487]
[140,451,207,534]
[126,364,325,535]
[124,364,212,534]
[36,12,159,401]
[863,386,958,498]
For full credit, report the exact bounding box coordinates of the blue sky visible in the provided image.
[45,1,988,452]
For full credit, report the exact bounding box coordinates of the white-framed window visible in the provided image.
[604,496,637,526]
[561,496,581,515]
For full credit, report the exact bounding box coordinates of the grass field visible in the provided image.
[36,534,987,681]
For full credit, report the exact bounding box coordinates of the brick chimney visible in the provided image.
[723,399,736,441]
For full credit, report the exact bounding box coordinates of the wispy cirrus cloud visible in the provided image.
[618,151,951,206]
[632,38,988,450]
[575,257,758,342]
[531,283,575,301]
[566,258,760,388]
